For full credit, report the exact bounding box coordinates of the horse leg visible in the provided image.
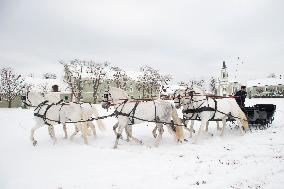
[79,123,89,145]
[63,123,68,139]
[126,125,132,142]
[113,123,125,149]
[192,118,208,144]
[48,125,57,145]
[236,119,245,135]
[113,122,119,138]
[216,121,221,131]
[188,120,194,138]
[220,118,227,136]
[152,125,158,138]
[30,122,43,146]
[205,121,209,132]
[155,123,164,147]
[70,125,79,141]
[88,121,96,137]
[125,126,143,145]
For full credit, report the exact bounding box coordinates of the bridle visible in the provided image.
[102,90,115,109]
[22,91,35,107]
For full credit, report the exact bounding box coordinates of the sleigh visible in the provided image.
[183,104,276,130]
[241,104,276,129]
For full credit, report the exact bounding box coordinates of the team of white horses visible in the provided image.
[26,86,249,148]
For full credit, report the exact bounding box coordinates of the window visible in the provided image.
[64,96,69,101]
[52,85,59,92]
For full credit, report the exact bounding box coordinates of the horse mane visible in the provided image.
[192,85,205,95]
[109,87,131,100]
[174,89,186,96]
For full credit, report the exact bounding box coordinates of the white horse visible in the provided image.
[181,86,249,143]
[173,89,221,138]
[25,92,105,145]
[24,92,69,138]
[101,87,184,148]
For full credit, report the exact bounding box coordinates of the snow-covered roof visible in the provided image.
[81,68,142,81]
[247,78,284,87]
[24,76,69,92]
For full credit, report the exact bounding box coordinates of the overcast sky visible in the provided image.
[0,0,283,84]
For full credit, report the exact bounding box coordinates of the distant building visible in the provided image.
[66,70,161,103]
[247,77,284,97]
[217,61,241,97]
[22,76,72,106]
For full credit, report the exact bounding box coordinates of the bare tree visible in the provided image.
[86,61,110,103]
[188,79,205,89]
[209,77,217,95]
[38,82,49,94]
[43,73,57,79]
[0,67,25,108]
[137,66,172,98]
[178,81,188,87]
[267,73,276,78]
[111,66,129,89]
[61,59,86,102]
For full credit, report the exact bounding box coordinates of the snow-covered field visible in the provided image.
[0,98,284,189]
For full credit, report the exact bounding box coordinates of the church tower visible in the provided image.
[221,61,228,82]
[218,61,229,96]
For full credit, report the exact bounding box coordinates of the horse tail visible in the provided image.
[171,105,184,142]
[93,106,106,131]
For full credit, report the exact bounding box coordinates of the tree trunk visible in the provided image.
[8,100,12,108]
[93,80,99,104]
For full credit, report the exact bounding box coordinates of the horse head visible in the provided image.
[173,89,186,109]
[101,87,131,109]
[22,91,45,107]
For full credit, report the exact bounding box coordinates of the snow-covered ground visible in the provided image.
[0,98,284,189]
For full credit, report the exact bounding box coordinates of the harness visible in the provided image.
[182,98,218,120]
[113,99,160,126]
[34,100,64,126]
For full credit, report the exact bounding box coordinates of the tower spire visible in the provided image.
[222,61,227,69]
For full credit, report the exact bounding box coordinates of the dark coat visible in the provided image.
[234,90,247,107]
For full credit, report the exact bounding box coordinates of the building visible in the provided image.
[247,77,284,97]
[67,70,161,103]
[217,61,241,97]
[21,75,72,106]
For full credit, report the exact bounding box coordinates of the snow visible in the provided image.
[0,98,284,189]
[247,78,284,87]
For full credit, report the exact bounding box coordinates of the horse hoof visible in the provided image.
[184,139,188,142]
[177,139,183,143]
[33,140,37,146]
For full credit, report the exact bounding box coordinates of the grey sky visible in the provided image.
[0,0,284,83]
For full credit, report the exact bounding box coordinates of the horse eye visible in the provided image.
[104,94,108,98]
